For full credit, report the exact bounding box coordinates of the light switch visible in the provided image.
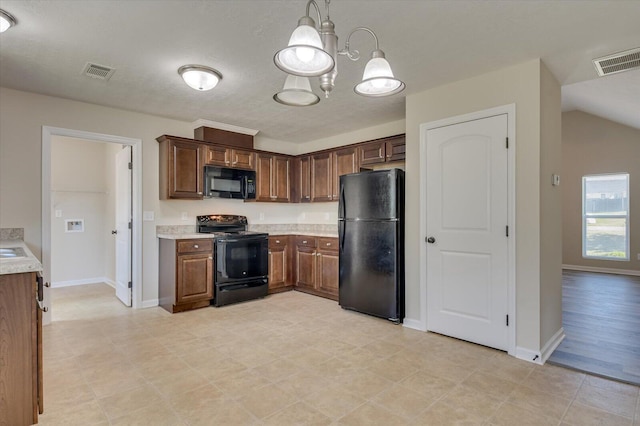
[55,209,62,218]
[552,174,560,186]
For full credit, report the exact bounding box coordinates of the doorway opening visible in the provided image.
[41,127,142,325]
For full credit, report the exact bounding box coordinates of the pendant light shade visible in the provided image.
[274,16,334,77]
[178,65,222,91]
[273,75,320,106]
[354,50,405,97]
[0,9,16,32]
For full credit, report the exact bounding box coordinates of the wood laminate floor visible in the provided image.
[548,270,640,386]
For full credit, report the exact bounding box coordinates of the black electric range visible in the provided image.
[197,215,269,307]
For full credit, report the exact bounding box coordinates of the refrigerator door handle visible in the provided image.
[339,220,346,253]
[339,183,346,219]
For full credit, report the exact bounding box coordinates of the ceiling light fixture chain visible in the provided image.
[273,0,405,106]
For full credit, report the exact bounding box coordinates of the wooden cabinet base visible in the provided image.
[268,285,294,295]
[162,299,211,313]
[293,287,338,301]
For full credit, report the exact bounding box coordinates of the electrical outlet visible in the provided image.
[143,211,154,221]
[324,213,330,220]
[55,209,62,218]
[259,213,265,221]
[181,212,189,221]
[637,253,640,261]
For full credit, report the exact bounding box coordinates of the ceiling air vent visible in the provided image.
[593,47,640,77]
[82,62,115,80]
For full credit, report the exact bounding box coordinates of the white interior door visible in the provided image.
[426,114,509,350]
[115,146,132,306]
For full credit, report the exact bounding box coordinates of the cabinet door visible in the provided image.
[317,238,339,299]
[311,152,333,202]
[272,156,290,202]
[295,246,317,291]
[268,237,288,291]
[385,135,406,162]
[333,147,359,199]
[231,149,256,170]
[255,153,273,202]
[169,141,203,199]
[360,141,386,166]
[205,145,230,166]
[298,156,311,202]
[176,253,213,304]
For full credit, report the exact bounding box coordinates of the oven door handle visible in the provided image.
[217,236,266,243]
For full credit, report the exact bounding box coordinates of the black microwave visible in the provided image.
[204,166,256,199]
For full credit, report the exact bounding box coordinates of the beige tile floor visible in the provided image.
[39,283,640,426]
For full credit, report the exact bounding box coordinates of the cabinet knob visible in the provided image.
[268,250,271,254]
[194,244,199,248]
[208,257,213,260]
[316,253,321,257]
[326,242,331,246]
[275,240,280,244]
[302,240,307,244]
[197,192,203,195]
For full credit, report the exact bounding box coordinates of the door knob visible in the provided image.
[426,236,436,244]
[111,230,118,235]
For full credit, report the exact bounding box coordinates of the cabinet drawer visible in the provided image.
[269,235,288,249]
[317,237,338,252]
[295,236,317,248]
[177,239,213,254]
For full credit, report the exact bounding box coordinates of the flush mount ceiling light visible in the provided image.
[273,0,405,105]
[178,65,222,91]
[0,9,17,33]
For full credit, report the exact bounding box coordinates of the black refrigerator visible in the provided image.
[338,168,405,323]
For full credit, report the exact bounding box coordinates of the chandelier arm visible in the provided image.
[305,0,323,27]
[338,27,380,61]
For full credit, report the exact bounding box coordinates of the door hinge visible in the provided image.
[128,281,132,289]
[128,162,132,170]
[506,314,509,326]
[506,226,509,237]
[128,221,132,230]
[506,137,509,149]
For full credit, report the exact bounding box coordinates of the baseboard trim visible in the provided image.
[563,264,640,277]
[515,346,543,365]
[141,299,159,309]
[541,327,565,364]
[51,277,114,288]
[402,318,427,332]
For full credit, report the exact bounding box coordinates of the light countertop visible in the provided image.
[157,224,338,240]
[0,240,43,275]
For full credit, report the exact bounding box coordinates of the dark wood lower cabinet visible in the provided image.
[294,236,339,301]
[268,235,294,293]
[0,272,43,425]
[159,238,214,313]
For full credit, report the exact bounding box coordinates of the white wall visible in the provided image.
[562,110,640,273]
[51,136,111,284]
[405,59,563,355]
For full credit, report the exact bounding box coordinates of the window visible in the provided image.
[582,173,629,260]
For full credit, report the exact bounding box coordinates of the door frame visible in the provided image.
[41,126,143,324]
[418,104,516,356]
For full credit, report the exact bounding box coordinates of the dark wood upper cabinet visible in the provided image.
[205,146,255,170]
[332,146,359,200]
[256,153,291,202]
[310,152,333,202]
[158,136,204,200]
[360,134,406,166]
[298,155,311,203]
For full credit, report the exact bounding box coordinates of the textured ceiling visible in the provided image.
[1,0,639,142]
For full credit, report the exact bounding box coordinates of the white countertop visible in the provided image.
[0,240,43,275]
[157,223,338,240]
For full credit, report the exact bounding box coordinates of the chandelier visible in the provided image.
[273,0,405,107]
